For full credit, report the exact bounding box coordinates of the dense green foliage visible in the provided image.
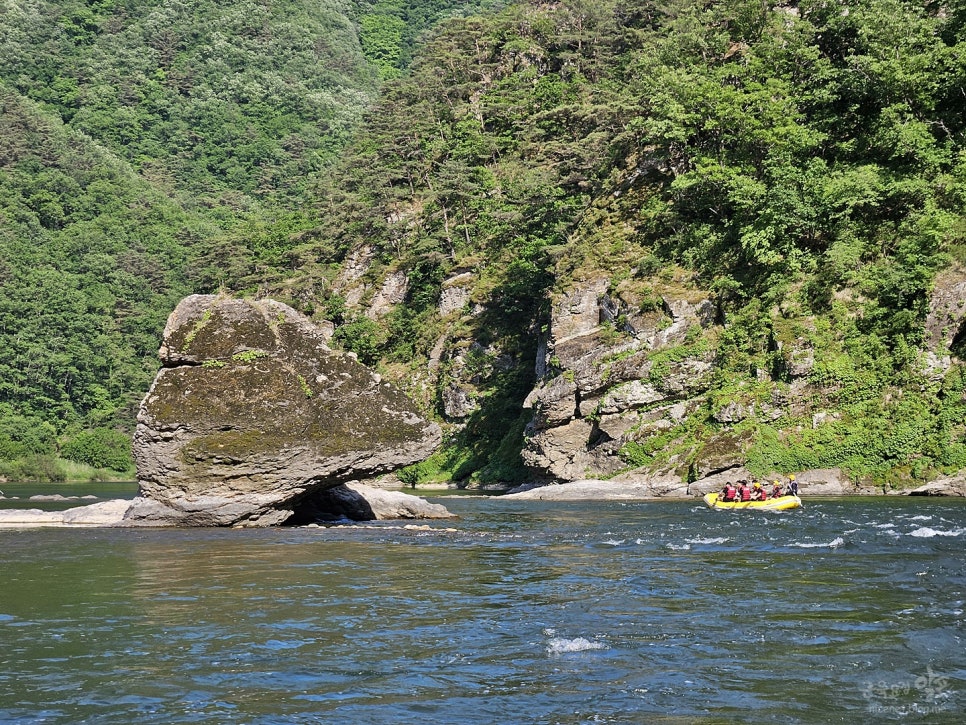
[59,427,133,471]
[0,0,490,478]
[1,0,377,203]
[0,89,210,446]
[359,0,503,78]
[1,0,965,486]
[298,0,966,486]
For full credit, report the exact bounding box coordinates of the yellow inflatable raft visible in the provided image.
[703,493,802,511]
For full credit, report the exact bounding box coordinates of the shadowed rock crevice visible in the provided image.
[282,483,455,524]
[951,319,966,360]
[283,485,377,524]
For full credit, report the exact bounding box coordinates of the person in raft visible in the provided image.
[720,482,738,501]
[751,482,768,501]
[736,480,752,502]
[787,474,798,496]
[771,480,784,498]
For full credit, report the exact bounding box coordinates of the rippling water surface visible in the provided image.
[1,489,964,723]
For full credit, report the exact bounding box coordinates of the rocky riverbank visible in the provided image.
[503,470,966,500]
[0,483,453,528]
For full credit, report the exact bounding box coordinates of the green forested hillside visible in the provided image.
[0,0,493,478]
[1,0,377,203]
[288,0,966,486]
[0,88,212,476]
[2,0,965,486]
[311,0,965,344]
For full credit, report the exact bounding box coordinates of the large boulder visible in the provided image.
[906,477,966,497]
[126,295,445,526]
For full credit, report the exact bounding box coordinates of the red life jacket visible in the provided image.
[723,485,736,501]
[759,489,768,501]
[739,486,751,501]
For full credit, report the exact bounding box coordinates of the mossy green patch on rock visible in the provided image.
[181,309,213,352]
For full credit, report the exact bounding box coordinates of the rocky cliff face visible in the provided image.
[514,263,966,495]
[522,277,719,488]
[309,238,966,495]
[923,266,966,380]
[127,295,445,526]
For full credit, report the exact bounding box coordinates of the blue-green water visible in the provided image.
[1,489,963,723]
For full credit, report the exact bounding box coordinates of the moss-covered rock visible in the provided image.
[128,295,444,526]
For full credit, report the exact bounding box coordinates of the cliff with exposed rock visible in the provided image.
[509,264,966,496]
[272,1,966,495]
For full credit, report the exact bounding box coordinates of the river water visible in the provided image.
[1,487,963,723]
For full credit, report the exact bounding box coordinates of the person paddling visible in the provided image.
[787,474,798,496]
[771,480,784,498]
[720,482,738,502]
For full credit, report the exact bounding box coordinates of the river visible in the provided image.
[1,486,963,723]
